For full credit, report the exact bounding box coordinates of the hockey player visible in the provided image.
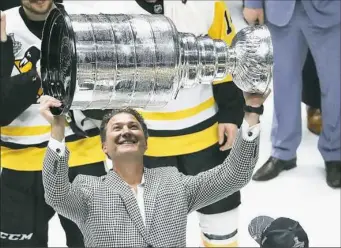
[83,1,245,246]
[142,3,244,247]
[0,1,106,247]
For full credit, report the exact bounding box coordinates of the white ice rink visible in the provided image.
[47,1,340,247]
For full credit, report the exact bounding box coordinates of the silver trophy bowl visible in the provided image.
[40,7,273,115]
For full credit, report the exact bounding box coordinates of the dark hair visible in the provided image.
[99,108,149,143]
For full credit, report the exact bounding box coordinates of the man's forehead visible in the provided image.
[109,113,139,124]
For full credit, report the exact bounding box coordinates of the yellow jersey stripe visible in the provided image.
[1,122,70,136]
[145,122,218,156]
[138,97,215,121]
[1,135,106,171]
[1,125,51,136]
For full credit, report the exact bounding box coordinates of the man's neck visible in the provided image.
[113,158,144,187]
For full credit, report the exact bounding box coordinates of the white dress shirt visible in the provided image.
[127,176,146,226]
[47,120,260,225]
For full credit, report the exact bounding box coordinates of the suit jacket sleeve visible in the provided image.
[180,123,259,213]
[244,0,263,9]
[42,146,94,224]
[208,1,244,126]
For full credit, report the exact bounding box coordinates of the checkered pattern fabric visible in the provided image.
[42,127,259,247]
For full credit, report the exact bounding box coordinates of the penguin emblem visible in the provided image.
[14,46,43,99]
[14,46,40,73]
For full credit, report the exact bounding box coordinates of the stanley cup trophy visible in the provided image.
[40,7,273,115]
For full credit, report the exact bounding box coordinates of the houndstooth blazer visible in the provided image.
[42,126,259,247]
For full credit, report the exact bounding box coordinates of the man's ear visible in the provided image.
[144,140,148,151]
[102,142,107,154]
[102,143,111,160]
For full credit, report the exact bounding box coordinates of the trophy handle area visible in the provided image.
[41,6,77,115]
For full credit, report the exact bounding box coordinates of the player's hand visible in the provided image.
[38,95,64,124]
[243,7,264,25]
[218,123,238,151]
[1,11,7,42]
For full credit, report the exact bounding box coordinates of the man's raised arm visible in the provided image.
[39,96,93,224]
[180,90,270,213]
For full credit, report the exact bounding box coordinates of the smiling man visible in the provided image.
[78,1,247,246]
[38,88,269,247]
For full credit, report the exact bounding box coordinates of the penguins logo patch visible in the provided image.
[14,46,43,99]
[14,46,40,73]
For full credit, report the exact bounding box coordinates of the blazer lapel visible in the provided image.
[107,171,147,239]
[144,168,161,233]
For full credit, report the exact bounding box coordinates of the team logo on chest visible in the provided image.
[14,46,40,74]
[14,45,43,99]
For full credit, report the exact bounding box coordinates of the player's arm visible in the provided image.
[0,70,41,126]
[1,33,15,76]
[208,1,244,127]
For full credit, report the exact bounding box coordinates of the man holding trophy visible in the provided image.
[77,1,247,246]
[38,84,269,247]
[1,0,273,246]
[38,0,272,246]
